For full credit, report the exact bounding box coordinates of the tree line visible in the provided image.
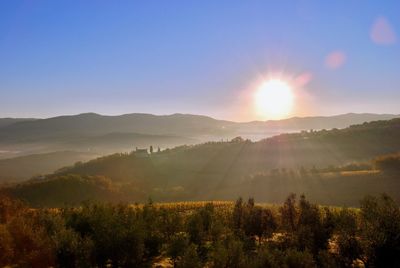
[0,193,399,267]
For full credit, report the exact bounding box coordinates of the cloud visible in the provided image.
[325,51,346,70]
[370,17,397,45]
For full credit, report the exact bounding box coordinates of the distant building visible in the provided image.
[134,147,149,157]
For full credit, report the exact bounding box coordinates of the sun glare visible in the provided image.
[255,79,294,119]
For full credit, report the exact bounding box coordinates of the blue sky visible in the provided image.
[0,0,399,121]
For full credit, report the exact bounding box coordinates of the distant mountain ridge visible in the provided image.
[0,113,232,141]
[246,113,400,131]
[0,112,398,158]
[1,112,398,136]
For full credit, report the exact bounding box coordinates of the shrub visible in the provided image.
[176,244,202,268]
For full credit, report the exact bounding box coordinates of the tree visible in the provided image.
[233,197,244,231]
[142,201,163,258]
[296,195,332,256]
[168,233,189,265]
[159,208,183,241]
[335,208,361,267]
[260,208,278,240]
[7,214,55,268]
[211,236,246,268]
[359,194,400,267]
[54,228,93,268]
[187,212,204,245]
[64,203,145,267]
[244,206,277,242]
[280,193,298,233]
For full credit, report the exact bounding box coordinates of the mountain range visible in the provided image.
[1,112,398,158]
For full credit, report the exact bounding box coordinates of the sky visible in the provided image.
[0,0,399,121]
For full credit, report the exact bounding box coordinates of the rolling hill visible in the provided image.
[0,112,398,158]
[0,118,37,128]
[3,118,400,206]
[0,151,98,182]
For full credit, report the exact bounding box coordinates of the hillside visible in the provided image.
[0,112,398,158]
[4,118,400,206]
[2,174,123,207]
[0,118,36,128]
[0,151,98,182]
[56,118,400,179]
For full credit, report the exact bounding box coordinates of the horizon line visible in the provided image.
[1,111,399,124]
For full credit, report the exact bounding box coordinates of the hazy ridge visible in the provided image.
[1,112,398,158]
[3,117,400,206]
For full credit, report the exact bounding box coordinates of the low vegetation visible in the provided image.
[1,193,400,267]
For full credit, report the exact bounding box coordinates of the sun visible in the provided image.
[255,79,294,119]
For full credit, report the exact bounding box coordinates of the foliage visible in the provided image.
[359,194,400,267]
[0,193,399,267]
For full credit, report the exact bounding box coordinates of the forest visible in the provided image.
[1,193,399,267]
[1,119,400,268]
[2,149,400,207]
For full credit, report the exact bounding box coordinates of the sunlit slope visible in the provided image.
[4,166,400,207]
[58,118,400,177]
[29,118,399,203]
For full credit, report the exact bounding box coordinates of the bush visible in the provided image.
[176,244,202,268]
[168,232,189,264]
